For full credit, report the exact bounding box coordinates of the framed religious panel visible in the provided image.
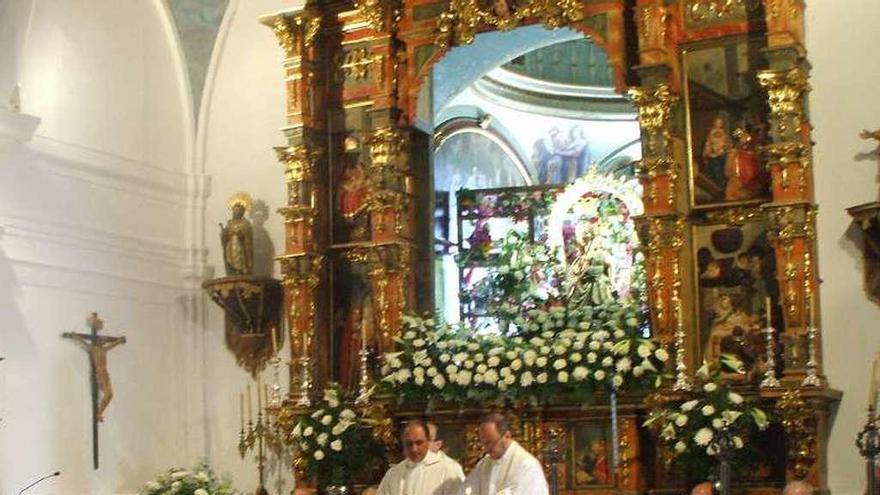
[571,423,613,489]
[332,105,372,246]
[692,212,783,380]
[683,36,772,209]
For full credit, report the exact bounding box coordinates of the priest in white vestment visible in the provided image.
[376,420,465,495]
[458,412,549,495]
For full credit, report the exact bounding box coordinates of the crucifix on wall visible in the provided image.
[62,312,126,470]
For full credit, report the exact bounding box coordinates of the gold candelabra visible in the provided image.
[239,379,285,495]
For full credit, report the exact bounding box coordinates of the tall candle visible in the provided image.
[808,292,815,328]
[271,327,278,355]
[246,384,252,422]
[765,297,772,327]
[239,392,244,430]
[257,377,263,410]
[870,352,880,410]
[264,384,270,406]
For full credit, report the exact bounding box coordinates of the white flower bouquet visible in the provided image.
[644,355,770,480]
[290,387,380,487]
[140,459,236,495]
[380,306,668,406]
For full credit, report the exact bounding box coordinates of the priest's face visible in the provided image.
[479,422,512,460]
[403,424,430,463]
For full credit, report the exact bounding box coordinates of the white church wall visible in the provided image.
[0,0,198,493]
[807,1,880,494]
[197,0,291,491]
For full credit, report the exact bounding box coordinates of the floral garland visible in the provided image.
[290,388,382,486]
[643,355,770,480]
[140,460,236,495]
[380,306,668,406]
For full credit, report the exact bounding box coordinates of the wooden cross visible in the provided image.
[62,312,126,470]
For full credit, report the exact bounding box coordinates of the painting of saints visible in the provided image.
[574,425,612,486]
[696,224,780,374]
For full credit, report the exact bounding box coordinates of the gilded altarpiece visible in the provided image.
[260,0,839,493]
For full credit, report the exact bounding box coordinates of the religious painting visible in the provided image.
[572,423,613,488]
[692,217,782,378]
[533,125,591,185]
[683,37,771,208]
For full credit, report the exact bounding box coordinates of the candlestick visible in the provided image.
[672,298,692,391]
[240,393,244,430]
[801,293,822,387]
[760,320,781,388]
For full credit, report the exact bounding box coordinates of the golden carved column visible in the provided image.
[360,125,416,352]
[634,2,669,68]
[263,2,328,406]
[758,66,823,384]
[629,84,689,345]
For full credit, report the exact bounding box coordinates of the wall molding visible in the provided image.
[27,135,193,206]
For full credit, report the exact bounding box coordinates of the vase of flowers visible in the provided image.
[644,355,770,484]
[291,387,380,490]
[140,459,236,495]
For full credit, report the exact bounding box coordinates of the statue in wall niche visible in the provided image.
[221,192,254,276]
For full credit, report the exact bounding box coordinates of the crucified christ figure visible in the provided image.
[62,313,126,422]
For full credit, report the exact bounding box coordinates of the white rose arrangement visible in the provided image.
[643,355,770,480]
[140,459,236,495]
[290,387,380,487]
[380,307,668,405]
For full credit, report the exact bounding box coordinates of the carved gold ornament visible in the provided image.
[636,5,668,51]
[758,67,811,141]
[354,0,399,33]
[629,84,680,206]
[271,9,321,58]
[777,389,817,479]
[276,144,322,183]
[435,0,584,48]
[685,0,761,23]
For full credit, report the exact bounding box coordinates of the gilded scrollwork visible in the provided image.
[629,84,680,207]
[777,389,817,480]
[704,206,766,226]
[271,8,321,59]
[276,144,321,183]
[685,0,761,24]
[758,67,811,142]
[636,5,668,53]
[354,0,394,33]
[435,0,584,48]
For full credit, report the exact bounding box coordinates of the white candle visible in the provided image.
[239,392,244,430]
[271,327,278,355]
[808,292,815,328]
[870,353,880,410]
[246,385,252,422]
[765,297,772,327]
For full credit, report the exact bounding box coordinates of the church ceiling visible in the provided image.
[166,0,229,117]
